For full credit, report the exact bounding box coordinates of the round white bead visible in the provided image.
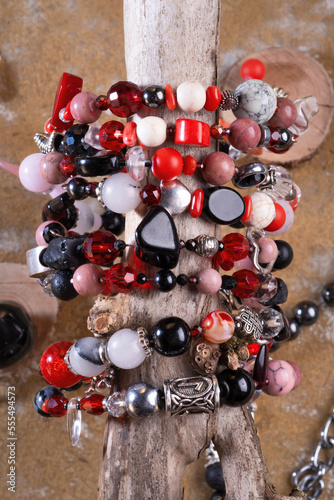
[101,172,142,213]
[107,328,147,369]
[69,337,105,377]
[176,81,206,113]
[136,116,167,147]
[243,192,276,229]
[233,79,277,124]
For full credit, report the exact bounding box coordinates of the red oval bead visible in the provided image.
[240,58,266,81]
[83,230,119,266]
[123,121,137,147]
[204,86,222,111]
[99,120,125,151]
[263,202,286,231]
[105,263,137,294]
[80,394,106,415]
[40,342,82,388]
[107,81,143,118]
[42,395,68,417]
[183,155,197,176]
[241,195,252,222]
[174,118,211,147]
[190,189,204,218]
[165,84,177,110]
[151,147,183,181]
[231,269,260,298]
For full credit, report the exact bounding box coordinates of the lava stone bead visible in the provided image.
[51,269,79,301]
[34,386,63,417]
[273,240,293,270]
[217,368,255,407]
[205,462,226,492]
[322,282,334,307]
[294,300,319,325]
[152,317,191,356]
[153,269,177,292]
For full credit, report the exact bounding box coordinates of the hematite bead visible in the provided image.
[322,282,334,307]
[51,269,79,301]
[217,368,255,407]
[205,462,226,493]
[273,240,293,270]
[125,382,163,417]
[152,317,191,356]
[34,386,63,418]
[288,317,300,340]
[153,270,177,292]
[0,303,34,369]
[142,85,165,109]
[101,210,125,236]
[294,300,319,325]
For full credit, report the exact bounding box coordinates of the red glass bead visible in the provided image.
[40,342,82,388]
[62,100,73,122]
[231,269,260,298]
[190,189,204,218]
[210,124,228,141]
[105,263,137,293]
[240,59,266,81]
[50,73,83,132]
[99,120,125,151]
[191,326,204,340]
[174,118,211,147]
[95,95,109,111]
[123,121,137,147]
[107,81,143,118]
[42,395,68,417]
[140,184,162,206]
[151,147,183,181]
[183,155,197,176]
[264,202,286,231]
[204,86,222,111]
[45,118,53,134]
[83,230,119,266]
[165,84,177,110]
[59,156,76,178]
[79,394,106,415]
[213,253,234,271]
[222,233,250,262]
[247,340,273,355]
[241,195,252,223]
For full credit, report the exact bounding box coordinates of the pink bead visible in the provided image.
[196,268,222,294]
[265,200,294,236]
[84,124,104,150]
[72,264,105,296]
[268,98,297,128]
[287,361,302,390]
[202,152,235,185]
[35,221,67,246]
[258,237,278,263]
[233,256,257,273]
[39,152,66,185]
[0,160,19,176]
[229,118,261,151]
[262,359,296,396]
[19,153,53,192]
[70,92,102,124]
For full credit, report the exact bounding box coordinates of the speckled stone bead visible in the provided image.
[228,118,261,151]
[233,79,277,124]
[70,92,102,124]
[262,359,297,396]
[39,152,67,185]
[202,152,235,185]
[136,116,167,147]
[68,337,105,377]
[176,81,206,113]
[242,192,276,229]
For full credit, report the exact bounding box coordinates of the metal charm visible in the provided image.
[247,227,276,274]
[193,235,219,257]
[257,165,294,201]
[219,90,239,110]
[163,375,219,417]
[234,306,263,341]
[204,441,220,467]
[137,327,153,357]
[233,162,268,189]
[34,130,59,154]
[84,365,115,394]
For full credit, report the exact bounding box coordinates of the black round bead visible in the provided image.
[218,241,225,252]
[114,240,126,253]
[63,124,98,156]
[42,222,67,244]
[51,269,79,301]
[142,85,165,109]
[217,368,255,407]
[66,178,88,200]
[210,492,226,500]
[136,273,148,285]
[262,278,288,306]
[0,303,34,369]
[294,300,319,325]
[152,316,191,356]
[221,275,237,290]
[322,282,334,307]
[288,317,301,340]
[273,240,293,270]
[268,341,280,352]
[176,274,189,286]
[34,386,63,417]
[205,462,226,492]
[185,239,197,252]
[101,210,125,236]
[153,269,177,292]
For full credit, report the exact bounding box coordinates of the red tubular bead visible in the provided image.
[204,86,222,111]
[151,147,183,181]
[123,121,138,147]
[263,202,286,231]
[80,394,106,415]
[174,118,211,147]
[190,189,204,218]
[42,396,68,417]
[183,155,197,176]
[241,195,252,222]
[165,84,177,110]
[50,72,83,132]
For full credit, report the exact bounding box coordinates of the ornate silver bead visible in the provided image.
[137,327,153,357]
[34,130,59,154]
[219,90,239,110]
[193,235,219,257]
[234,306,263,341]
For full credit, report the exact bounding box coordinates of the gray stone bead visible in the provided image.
[233,79,277,124]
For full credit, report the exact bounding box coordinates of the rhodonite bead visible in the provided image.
[125,382,163,417]
[34,386,63,417]
[202,187,245,225]
[107,81,143,117]
[72,264,105,296]
[204,86,222,111]
[218,368,255,406]
[101,173,142,213]
[68,337,105,377]
[196,268,222,294]
[240,59,266,81]
[202,310,235,343]
[83,230,119,265]
[79,394,106,415]
[201,152,235,185]
[258,237,278,263]
[142,85,165,108]
[51,269,79,301]
[19,153,54,193]
[70,91,102,124]
[99,120,125,151]
[231,269,260,298]
[228,118,261,151]
[176,81,206,113]
[136,116,167,147]
[152,317,191,356]
[242,192,275,229]
[42,395,68,417]
[233,79,277,124]
[40,341,82,388]
[105,263,137,294]
[174,118,211,147]
[151,147,183,181]
[39,152,67,185]
[106,328,147,369]
[268,97,297,128]
[123,121,137,147]
[262,359,296,396]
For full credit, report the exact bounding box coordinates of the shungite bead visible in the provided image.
[40,235,88,270]
[51,269,79,301]
[262,278,288,306]
[34,386,63,418]
[136,273,148,285]
[66,178,89,200]
[0,303,34,369]
[288,317,300,340]
[75,152,125,177]
[142,85,165,109]
[101,210,125,236]
[153,270,177,292]
[210,492,226,500]
[202,187,245,225]
[273,240,293,270]
[62,124,98,156]
[205,462,226,493]
[294,300,319,325]
[221,275,237,290]
[176,274,189,286]
[322,282,334,307]
[152,316,191,356]
[42,222,66,243]
[217,368,255,407]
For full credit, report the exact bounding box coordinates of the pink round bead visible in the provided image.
[72,264,105,297]
[70,92,102,124]
[35,221,67,246]
[19,153,53,192]
[287,361,302,390]
[268,97,297,128]
[196,268,222,294]
[258,237,278,263]
[202,152,235,185]
[229,118,261,151]
[265,200,294,236]
[262,359,296,396]
[39,152,66,185]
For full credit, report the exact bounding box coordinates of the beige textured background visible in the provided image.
[0,1,333,499]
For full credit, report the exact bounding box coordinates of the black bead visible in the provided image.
[228,220,245,229]
[51,269,79,301]
[253,345,269,386]
[34,386,63,418]
[210,492,226,500]
[322,282,334,307]
[205,462,226,492]
[217,368,255,407]
[67,177,89,200]
[114,240,126,252]
[63,124,98,156]
[42,222,67,244]
[75,152,125,177]
[176,274,189,286]
[40,235,87,270]
[268,341,280,352]
[262,278,288,306]
[152,317,191,357]
[153,270,177,292]
[54,133,65,153]
[288,317,300,340]
[294,300,319,325]
[142,85,165,109]
[267,127,294,152]
[42,194,78,230]
[202,186,245,225]
[185,239,197,252]
[101,210,125,236]
[273,240,293,270]
[0,303,34,369]
[136,273,148,285]
[218,241,224,252]
[221,275,237,290]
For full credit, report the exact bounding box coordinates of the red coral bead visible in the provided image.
[99,120,125,151]
[151,147,183,181]
[190,189,204,218]
[140,184,162,206]
[222,233,250,261]
[174,118,211,147]
[165,84,177,110]
[231,269,260,298]
[241,195,252,223]
[204,86,222,111]
[83,230,119,266]
[50,72,83,132]
[123,121,138,147]
[107,81,143,118]
[263,202,286,231]
[105,263,137,294]
[183,155,197,176]
[240,59,266,81]
[42,395,68,417]
[40,342,82,388]
[79,394,106,415]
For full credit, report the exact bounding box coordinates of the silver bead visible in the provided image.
[234,306,263,341]
[26,246,53,279]
[159,179,191,216]
[258,165,294,202]
[193,235,219,257]
[34,130,59,154]
[137,327,153,357]
[233,162,268,189]
[272,85,288,98]
[125,383,162,418]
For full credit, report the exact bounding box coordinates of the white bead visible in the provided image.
[176,81,206,113]
[19,153,53,193]
[69,337,105,377]
[136,116,167,147]
[243,192,276,229]
[107,328,147,369]
[233,79,277,124]
[74,201,95,233]
[101,173,142,213]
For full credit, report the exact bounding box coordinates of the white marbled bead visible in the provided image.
[243,191,276,229]
[233,79,277,124]
[101,172,142,213]
[69,337,105,377]
[106,328,147,369]
[136,116,167,147]
[176,81,206,113]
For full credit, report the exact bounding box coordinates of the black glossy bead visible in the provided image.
[210,492,226,500]
[40,235,87,270]
[176,274,189,286]
[66,177,89,200]
[294,300,319,325]
[142,85,165,109]
[51,269,79,301]
[63,124,97,156]
[75,152,125,177]
[203,186,245,225]
[288,317,300,340]
[54,133,66,153]
[218,241,224,252]
[217,368,255,407]
[101,210,125,236]
[153,270,177,292]
[253,345,269,386]
[136,273,148,285]
[42,222,67,244]
[205,462,226,492]
[42,194,78,230]
[185,239,197,251]
[273,240,293,270]
[0,303,34,369]
[267,127,294,152]
[152,316,191,357]
[34,386,63,418]
[221,275,237,290]
[114,240,126,253]
[262,278,288,306]
[322,282,334,307]
[135,206,180,269]
[268,341,280,352]
[228,220,245,229]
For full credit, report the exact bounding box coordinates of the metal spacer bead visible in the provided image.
[137,327,153,357]
[95,179,106,207]
[272,85,288,99]
[34,130,58,154]
[219,90,239,111]
[193,235,219,257]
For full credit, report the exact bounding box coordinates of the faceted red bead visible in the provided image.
[183,155,197,176]
[231,269,260,298]
[191,326,204,340]
[204,86,222,111]
[40,342,82,388]
[50,72,83,132]
[79,394,106,415]
[222,233,250,262]
[95,95,109,111]
[42,395,68,417]
[140,184,162,206]
[107,81,143,118]
[213,253,234,271]
[210,124,228,141]
[99,120,125,151]
[83,230,119,266]
[123,121,137,147]
[240,59,266,81]
[59,156,76,177]
[190,189,204,218]
[105,263,137,294]
[174,118,211,147]
[165,84,177,110]
[151,147,183,181]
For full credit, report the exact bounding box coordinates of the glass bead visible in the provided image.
[191,326,204,339]
[231,269,260,298]
[34,386,63,418]
[289,182,302,211]
[126,145,147,182]
[67,397,82,446]
[101,173,142,214]
[63,124,97,157]
[222,233,250,262]
[258,307,284,338]
[176,274,189,286]
[105,263,137,294]
[240,58,266,81]
[140,184,162,206]
[50,73,83,132]
[84,124,104,150]
[37,221,66,245]
[136,273,148,285]
[247,341,273,356]
[107,81,143,118]
[294,300,319,325]
[233,80,277,124]
[60,156,76,177]
[123,121,137,147]
[101,210,125,236]
[99,120,125,151]
[153,269,177,292]
[260,165,293,201]
[40,341,82,388]
[266,126,294,153]
[254,273,278,304]
[217,368,255,406]
[95,95,109,111]
[42,395,68,417]
[83,230,119,266]
[75,152,126,178]
[80,394,106,415]
[263,277,288,306]
[106,328,146,368]
[103,392,126,417]
[253,345,269,386]
[210,124,228,141]
[213,253,234,271]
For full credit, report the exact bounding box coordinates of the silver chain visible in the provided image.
[292,407,334,499]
